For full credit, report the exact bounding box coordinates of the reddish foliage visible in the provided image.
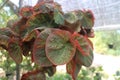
[21,69,46,80]
[71,32,92,56]
[8,37,23,64]
[84,10,95,24]
[19,6,33,18]
[66,58,82,80]
[0,1,95,80]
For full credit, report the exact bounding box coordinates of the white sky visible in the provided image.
[9,0,67,12]
[10,0,38,6]
[9,0,82,12]
[9,0,66,7]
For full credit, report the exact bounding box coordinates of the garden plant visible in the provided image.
[0,1,95,80]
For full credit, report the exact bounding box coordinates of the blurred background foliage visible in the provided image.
[0,0,18,28]
[91,30,120,56]
[0,0,18,79]
[46,66,109,80]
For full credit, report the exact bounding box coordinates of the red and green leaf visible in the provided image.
[21,69,46,80]
[71,33,93,55]
[76,10,94,28]
[32,28,53,67]
[84,10,95,26]
[0,28,19,37]
[8,38,23,64]
[12,18,28,35]
[22,29,40,42]
[66,59,82,80]
[0,34,10,49]
[25,13,58,34]
[20,6,33,18]
[22,28,43,56]
[75,49,93,67]
[33,1,45,12]
[46,29,76,65]
[71,33,93,67]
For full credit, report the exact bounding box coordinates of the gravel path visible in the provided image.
[93,53,120,75]
[57,53,120,75]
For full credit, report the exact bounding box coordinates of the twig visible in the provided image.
[0,0,9,10]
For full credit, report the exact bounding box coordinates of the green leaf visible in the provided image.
[64,12,78,24]
[63,12,81,32]
[21,70,46,80]
[54,9,64,25]
[75,49,93,67]
[46,29,76,65]
[32,28,53,67]
[66,59,82,80]
[8,38,23,64]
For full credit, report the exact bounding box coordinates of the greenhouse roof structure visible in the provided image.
[10,0,120,29]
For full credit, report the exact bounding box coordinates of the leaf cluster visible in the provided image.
[0,1,95,80]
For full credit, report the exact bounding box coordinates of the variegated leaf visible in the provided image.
[71,33,93,67]
[76,10,94,28]
[32,28,54,67]
[66,59,82,80]
[75,49,93,67]
[26,13,57,34]
[22,29,40,42]
[0,34,10,49]
[8,38,23,64]
[46,29,76,65]
[20,6,33,18]
[0,28,18,37]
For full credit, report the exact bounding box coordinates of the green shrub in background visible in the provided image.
[0,77,7,80]
[0,66,112,80]
[47,66,108,80]
[114,69,120,80]
[91,31,120,56]
[47,73,72,80]
[77,66,107,80]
